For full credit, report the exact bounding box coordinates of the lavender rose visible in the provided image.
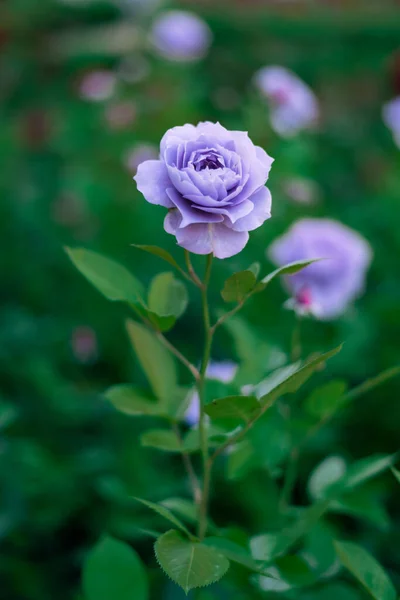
[268,219,372,320]
[254,66,319,137]
[150,11,212,62]
[134,122,274,258]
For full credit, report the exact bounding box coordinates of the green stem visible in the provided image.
[197,254,213,540]
[279,447,299,511]
[291,316,302,362]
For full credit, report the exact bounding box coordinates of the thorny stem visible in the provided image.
[197,254,214,540]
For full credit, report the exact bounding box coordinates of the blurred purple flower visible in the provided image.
[268,219,372,320]
[150,11,212,62]
[134,121,274,258]
[382,96,400,148]
[71,326,98,364]
[78,70,116,102]
[105,102,136,130]
[254,66,319,137]
[124,143,158,174]
[282,177,319,205]
[185,361,238,426]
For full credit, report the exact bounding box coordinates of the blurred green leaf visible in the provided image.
[126,320,177,403]
[339,454,395,491]
[255,259,321,292]
[205,395,260,422]
[258,345,343,408]
[134,499,192,538]
[132,245,185,274]
[334,541,396,600]
[104,385,166,417]
[66,248,144,305]
[83,536,148,600]
[148,272,188,319]
[391,467,400,483]
[305,380,348,419]
[221,270,257,303]
[154,530,230,594]
[308,456,347,500]
[140,429,182,452]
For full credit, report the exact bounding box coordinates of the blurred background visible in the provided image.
[1,0,400,598]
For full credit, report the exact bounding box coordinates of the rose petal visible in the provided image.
[167,187,224,227]
[134,160,173,207]
[231,186,272,231]
[176,222,249,259]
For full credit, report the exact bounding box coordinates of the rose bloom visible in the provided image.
[268,219,372,320]
[382,96,400,148]
[134,122,274,258]
[185,361,238,426]
[150,10,212,62]
[254,66,319,137]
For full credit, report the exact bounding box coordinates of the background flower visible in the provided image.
[185,360,238,426]
[254,66,319,137]
[134,122,274,258]
[150,10,212,62]
[382,96,400,147]
[268,218,372,320]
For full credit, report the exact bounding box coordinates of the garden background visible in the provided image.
[1,0,400,598]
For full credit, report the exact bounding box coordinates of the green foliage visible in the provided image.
[255,259,322,292]
[104,385,166,417]
[66,248,144,305]
[148,272,188,320]
[205,395,260,423]
[82,536,148,600]
[126,320,177,404]
[154,530,230,594]
[305,380,348,418]
[221,270,257,302]
[134,498,192,538]
[334,541,397,600]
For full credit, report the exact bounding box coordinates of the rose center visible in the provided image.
[194,152,224,171]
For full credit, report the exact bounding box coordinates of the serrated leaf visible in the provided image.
[104,385,166,417]
[258,345,343,408]
[134,498,192,537]
[334,541,396,600]
[66,248,144,305]
[205,395,260,423]
[132,245,184,273]
[155,530,230,594]
[221,270,257,303]
[148,272,188,319]
[83,536,148,600]
[140,429,181,452]
[126,320,177,403]
[255,259,321,292]
[305,380,348,419]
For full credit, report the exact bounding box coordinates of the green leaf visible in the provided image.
[338,454,395,491]
[140,429,181,452]
[104,385,166,417]
[248,262,261,278]
[255,259,321,292]
[305,380,348,419]
[126,320,177,403]
[334,541,396,600]
[66,248,144,305]
[148,272,188,319]
[83,536,148,600]
[132,245,184,273]
[161,499,216,533]
[346,365,400,401]
[205,395,260,423]
[204,537,262,573]
[134,498,192,537]
[391,467,400,484]
[308,456,347,500]
[154,530,230,594]
[221,270,257,303]
[258,345,343,408]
